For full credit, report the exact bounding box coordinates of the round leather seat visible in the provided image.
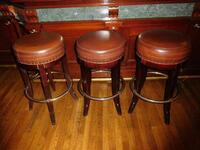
[76,30,126,64]
[13,32,65,65]
[137,29,191,65]
[76,30,126,116]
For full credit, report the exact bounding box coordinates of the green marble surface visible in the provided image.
[119,3,194,19]
[37,6,109,22]
[36,3,194,22]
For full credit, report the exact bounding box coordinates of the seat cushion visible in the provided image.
[76,30,126,64]
[137,29,191,65]
[13,32,65,65]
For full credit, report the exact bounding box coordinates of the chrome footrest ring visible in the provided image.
[78,77,125,101]
[129,72,180,104]
[24,71,73,103]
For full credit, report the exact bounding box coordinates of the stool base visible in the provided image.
[79,60,123,116]
[18,55,78,125]
[128,57,180,124]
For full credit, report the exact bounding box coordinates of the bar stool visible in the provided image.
[128,29,191,124]
[13,31,77,125]
[76,30,126,116]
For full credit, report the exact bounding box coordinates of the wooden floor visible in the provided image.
[0,68,200,150]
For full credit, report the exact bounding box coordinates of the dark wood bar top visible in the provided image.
[10,0,197,8]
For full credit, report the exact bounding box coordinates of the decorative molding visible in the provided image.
[10,0,196,9]
[108,6,119,19]
[0,5,22,38]
[193,2,200,17]
[14,8,38,23]
[105,21,123,30]
[14,7,41,32]
[0,5,15,17]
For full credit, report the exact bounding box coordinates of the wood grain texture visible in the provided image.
[186,6,200,75]
[0,6,18,65]
[193,2,200,17]
[11,0,195,8]
[0,67,200,149]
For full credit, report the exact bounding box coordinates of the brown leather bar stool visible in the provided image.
[76,30,126,116]
[13,31,77,125]
[128,29,191,124]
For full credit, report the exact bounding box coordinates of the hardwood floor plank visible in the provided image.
[0,68,200,150]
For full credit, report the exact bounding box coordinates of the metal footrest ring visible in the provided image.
[78,76,125,101]
[129,72,180,104]
[24,71,73,103]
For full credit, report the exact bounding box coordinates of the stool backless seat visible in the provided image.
[13,31,77,125]
[76,30,126,116]
[128,29,191,124]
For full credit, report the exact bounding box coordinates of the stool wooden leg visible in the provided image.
[128,59,147,113]
[80,63,91,116]
[111,61,122,115]
[18,66,34,110]
[163,67,179,124]
[47,68,56,91]
[62,55,78,100]
[38,65,56,125]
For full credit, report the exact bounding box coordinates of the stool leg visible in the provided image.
[163,67,179,124]
[111,61,122,115]
[38,65,56,125]
[62,55,78,100]
[80,63,91,116]
[128,59,147,113]
[47,68,56,91]
[18,66,34,110]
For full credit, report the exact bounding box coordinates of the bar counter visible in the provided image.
[0,0,200,78]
